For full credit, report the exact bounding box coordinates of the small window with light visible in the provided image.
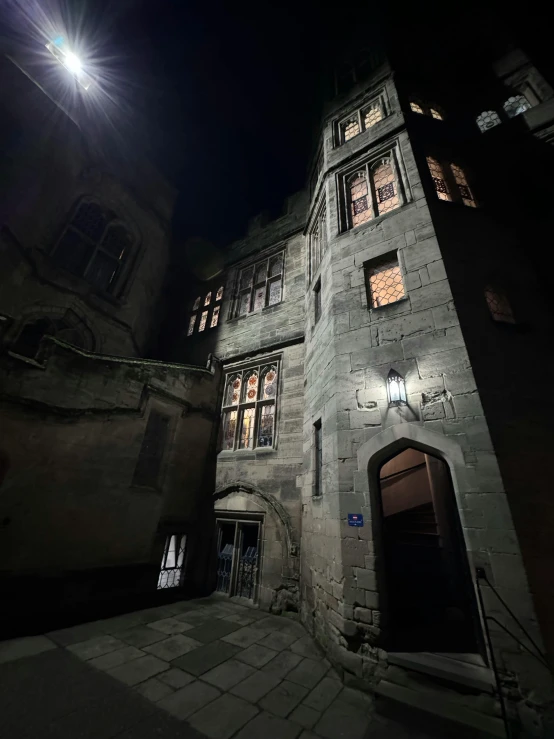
[187,285,224,336]
[365,257,406,309]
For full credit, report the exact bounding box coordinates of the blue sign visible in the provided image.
[348,513,364,527]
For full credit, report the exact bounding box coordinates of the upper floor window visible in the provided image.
[310,148,324,196]
[221,361,279,451]
[51,201,133,295]
[188,287,223,336]
[365,257,406,308]
[234,253,283,317]
[308,202,327,282]
[426,157,476,208]
[503,94,531,118]
[338,96,386,144]
[409,99,445,120]
[345,157,401,229]
[484,285,515,323]
[476,110,502,132]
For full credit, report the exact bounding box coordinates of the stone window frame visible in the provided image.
[338,144,409,233]
[50,198,136,299]
[231,249,285,319]
[363,251,408,312]
[335,90,389,146]
[307,197,328,285]
[313,418,323,498]
[220,355,282,453]
[313,277,322,325]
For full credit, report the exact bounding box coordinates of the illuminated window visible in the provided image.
[366,259,405,308]
[221,362,279,450]
[503,95,531,118]
[410,101,424,114]
[338,97,386,145]
[485,285,515,323]
[235,253,283,317]
[51,200,132,295]
[430,108,443,120]
[427,157,452,202]
[345,156,401,230]
[158,534,186,589]
[451,164,476,207]
[187,285,224,336]
[409,99,445,120]
[308,201,327,281]
[476,111,502,132]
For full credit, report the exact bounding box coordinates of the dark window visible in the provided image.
[133,410,170,488]
[314,419,322,497]
[51,201,133,294]
[485,285,515,323]
[314,279,321,324]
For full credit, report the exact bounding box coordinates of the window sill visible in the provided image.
[369,297,409,313]
[227,301,284,324]
[339,201,413,238]
[218,447,277,459]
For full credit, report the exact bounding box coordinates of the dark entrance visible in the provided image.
[215,518,261,601]
[378,447,482,653]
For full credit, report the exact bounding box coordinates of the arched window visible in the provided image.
[348,171,372,227]
[410,99,444,120]
[52,201,133,294]
[373,160,400,215]
[476,110,501,132]
[450,164,476,207]
[430,107,443,120]
[484,285,515,323]
[410,101,424,114]
[426,157,452,202]
[386,369,407,406]
[503,94,531,118]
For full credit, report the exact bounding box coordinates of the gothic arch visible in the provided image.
[214,481,298,557]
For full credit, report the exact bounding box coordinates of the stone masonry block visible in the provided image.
[453,392,484,418]
[403,326,464,359]
[432,302,459,330]
[402,237,441,272]
[409,280,452,312]
[353,568,377,591]
[349,409,381,428]
[378,310,434,343]
[427,260,447,283]
[352,342,404,370]
[417,347,470,378]
[353,607,373,624]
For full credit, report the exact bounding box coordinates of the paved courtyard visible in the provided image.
[0,596,431,739]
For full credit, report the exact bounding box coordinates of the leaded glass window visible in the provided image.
[345,155,402,230]
[366,259,406,308]
[427,157,452,202]
[503,95,531,118]
[342,116,360,142]
[308,201,327,282]
[158,534,186,589]
[451,164,476,208]
[339,97,386,145]
[235,253,284,317]
[410,99,445,120]
[187,285,224,336]
[485,285,515,323]
[52,200,132,295]
[430,108,443,120]
[476,110,501,132]
[221,362,279,450]
[363,102,383,128]
[410,101,424,114]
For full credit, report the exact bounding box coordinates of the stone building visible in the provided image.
[2,21,554,739]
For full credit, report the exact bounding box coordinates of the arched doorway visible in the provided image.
[378,447,482,653]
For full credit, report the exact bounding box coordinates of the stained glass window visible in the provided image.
[349,172,371,227]
[216,286,224,301]
[221,362,279,450]
[485,286,515,323]
[342,116,360,142]
[204,292,212,306]
[367,260,405,308]
[52,200,132,295]
[427,157,452,202]
[503,95,531,118]
[410,101,424,114]
[476,111,501,132]
[239,408,256,449]
[193,296,201,311]
[373,161,400,215]
[211,305,220,328]
[430,108,443,120]
[363,103,383,128]
[235,253,284,316]
[199,311,208,331]
[410,100,445,119]
[451,164,476,208]
[187,315,196,336]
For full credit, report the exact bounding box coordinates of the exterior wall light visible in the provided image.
[46,36,92,91]
[387,369,407,406]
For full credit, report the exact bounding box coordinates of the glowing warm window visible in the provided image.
[427,157,452,202]
[216,286,224,301]
[193,296,201,311]
[410,101,424,114]
[503,95,531,118]
[349,172,372,227]
[187,315,196,336]
[342,116,360,142]
[485,286,515,323]
[430,108,443,120]
[198,311,208,332]
[363,103,383,128]
[236,254,283,317]
[367,261,405,308]
[210,305,220,328]
[451,164,476,207]
[373,161,400,215]
[157,534,186,589]
[204,292,212,306]
[221,363,278,450]
[476,111,501,132]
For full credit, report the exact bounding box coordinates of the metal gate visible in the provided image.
[214,519,261,601]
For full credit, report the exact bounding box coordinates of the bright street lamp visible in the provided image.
[46,36,92,90]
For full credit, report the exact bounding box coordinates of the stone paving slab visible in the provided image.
[183,620,242,643]
[157,680,221,720]
[114,625,169,648]
[221,626,270,648]
[229,669,283,703]
[89,645,145,671]
[303,676,343,711]
[261,649,303,678]
[259,679,310,717]
[290,704,322,730]
[235,643,279,667]
[148,617,197,635]
[0,635,56,664]
[287,657,329,689]
[234,710,303,739]
[144,634,202,661]
[159,667,196,689]
[201,658,256,690]
[107,654,170,686]
[187,693,259,739]
[172,640,241,675]
[68,635,127,661]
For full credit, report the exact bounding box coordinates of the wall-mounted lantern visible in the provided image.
[387,369,407,406]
